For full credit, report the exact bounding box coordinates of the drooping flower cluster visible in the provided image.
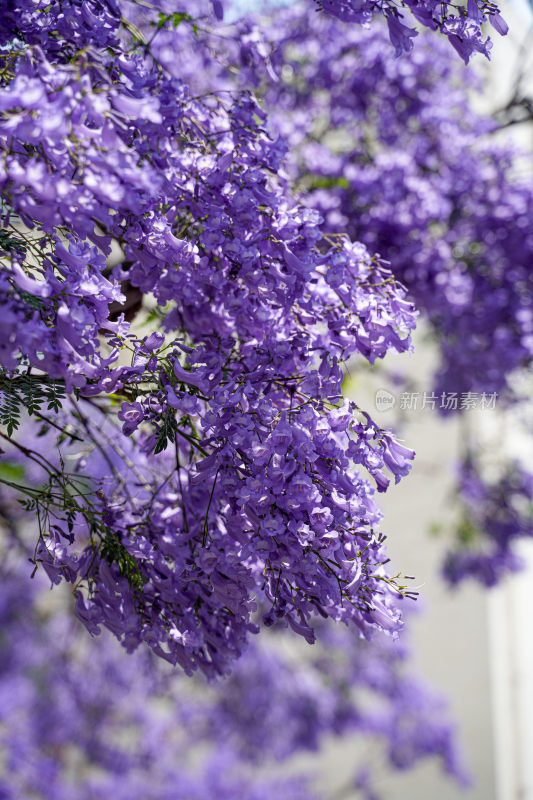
[318,0,508,61]
[31,383,416,677]
[0,1,421,675]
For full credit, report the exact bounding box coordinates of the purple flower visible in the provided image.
[117,401,144,435]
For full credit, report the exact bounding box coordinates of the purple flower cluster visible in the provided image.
[319,0,508,62]
[0,236,124,388]
[0,1,421,674]
[443,457,533,586]
[228,9,533,404]
[35,390,416,677]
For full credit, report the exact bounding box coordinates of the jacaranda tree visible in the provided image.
[0,0,528,797]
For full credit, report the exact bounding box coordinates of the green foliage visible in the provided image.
[153,407,178,454]
[0,389,20,437]
[0,230,26,255]
[0,372,66,435]
[101,532,145,593]
[156,11,198,35]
